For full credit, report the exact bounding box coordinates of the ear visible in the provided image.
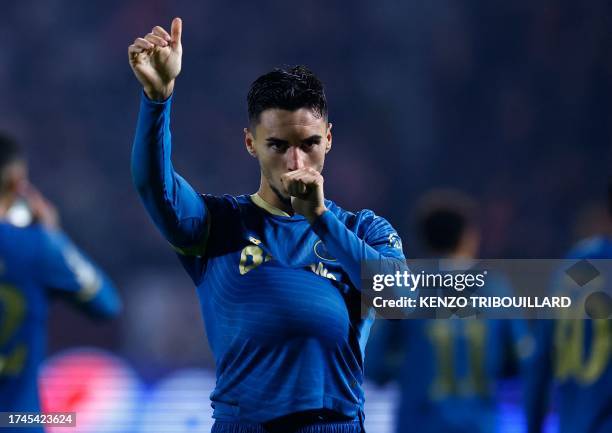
[462,227,481,258]
[244,127,257,158]
[325,122,333,154]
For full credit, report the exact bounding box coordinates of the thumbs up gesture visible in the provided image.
[128,18,183,101]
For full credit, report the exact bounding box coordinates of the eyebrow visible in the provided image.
[265,135,322,144]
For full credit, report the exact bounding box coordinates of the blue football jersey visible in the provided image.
[526,236,612,433]
[0,222,121,418]
[190,194,404,422]
[368,314,527,433]
[131,93,407,423]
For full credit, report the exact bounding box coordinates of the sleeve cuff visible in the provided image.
[141,89,173,106]
[310,209,337,238]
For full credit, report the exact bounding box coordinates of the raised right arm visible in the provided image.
[131,93,207,251]
[129,18,208,253]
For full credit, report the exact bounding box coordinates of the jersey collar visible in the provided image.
[250,193,293,217]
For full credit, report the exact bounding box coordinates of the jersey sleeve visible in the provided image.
[311,209,407,291]
[37,228,121,319]
[175,194,240,285]
[362,212,406,260]
[131,91,209,256]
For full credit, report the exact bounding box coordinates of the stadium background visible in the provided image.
[2,0,611,431]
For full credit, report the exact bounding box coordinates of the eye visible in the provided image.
[301,140,320,151]
[269,142,287,153]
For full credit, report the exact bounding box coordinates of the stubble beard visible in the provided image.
[270,183,292,208]
[262,165,292,208]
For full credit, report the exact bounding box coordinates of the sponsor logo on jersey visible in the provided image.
[310,262,337,281]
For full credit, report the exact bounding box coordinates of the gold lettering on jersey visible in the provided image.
[0,285,27,376]
[553,286,611,384]
[239,245,271,275]
[310,262,337,281]
[554,318,611,384]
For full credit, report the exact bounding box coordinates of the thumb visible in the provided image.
[171,17,182,46]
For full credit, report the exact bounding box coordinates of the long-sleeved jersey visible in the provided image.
[131,92,407,423]
[367,281,529,433]
[0,222,121,423]
[526,236,612,433]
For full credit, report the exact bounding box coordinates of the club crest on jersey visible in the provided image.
[314,240,336,262]
[388,233,402,250]
[239,237,272,275]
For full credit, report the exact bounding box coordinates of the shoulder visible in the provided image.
[197,194,250,253]
[200,193,252,222]
[567,235,612,259]
[9,225,75,272]
[201,193,246,211]
[325,200,403,247]
[0,223,52,265]
[35,228,86,269]
[0,221,45,239]
[4,224,67,255]
[35,226,68,250]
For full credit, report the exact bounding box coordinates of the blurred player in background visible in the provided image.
[0,133,122,422]
[367,190,529,433]
[525,183,612,433]
[129,17,407,433]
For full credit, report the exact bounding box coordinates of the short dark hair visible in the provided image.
[415,189,477,254]
[0,132,23,174]
[247,65,328,128]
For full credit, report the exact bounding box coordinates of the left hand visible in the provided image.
[280,168,328,222]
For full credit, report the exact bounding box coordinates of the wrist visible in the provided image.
[306,206,328,224]
[144,82,174,101]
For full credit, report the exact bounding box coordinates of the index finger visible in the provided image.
[152,25,171,42]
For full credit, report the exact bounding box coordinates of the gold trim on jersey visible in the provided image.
[250,193,292,217]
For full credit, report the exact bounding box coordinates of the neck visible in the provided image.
[442,240,477,260]
[257,177,294,215]
[447,250,474,260]
[448,245,476,260]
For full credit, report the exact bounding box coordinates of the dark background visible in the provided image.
[2,0,611,390]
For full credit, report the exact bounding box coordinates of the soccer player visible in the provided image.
[0,133,121,423]
[525,184,612,433]
[129,18,406,433]
[366,190,529,433]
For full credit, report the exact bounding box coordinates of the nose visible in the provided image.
[286,146,305,171]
